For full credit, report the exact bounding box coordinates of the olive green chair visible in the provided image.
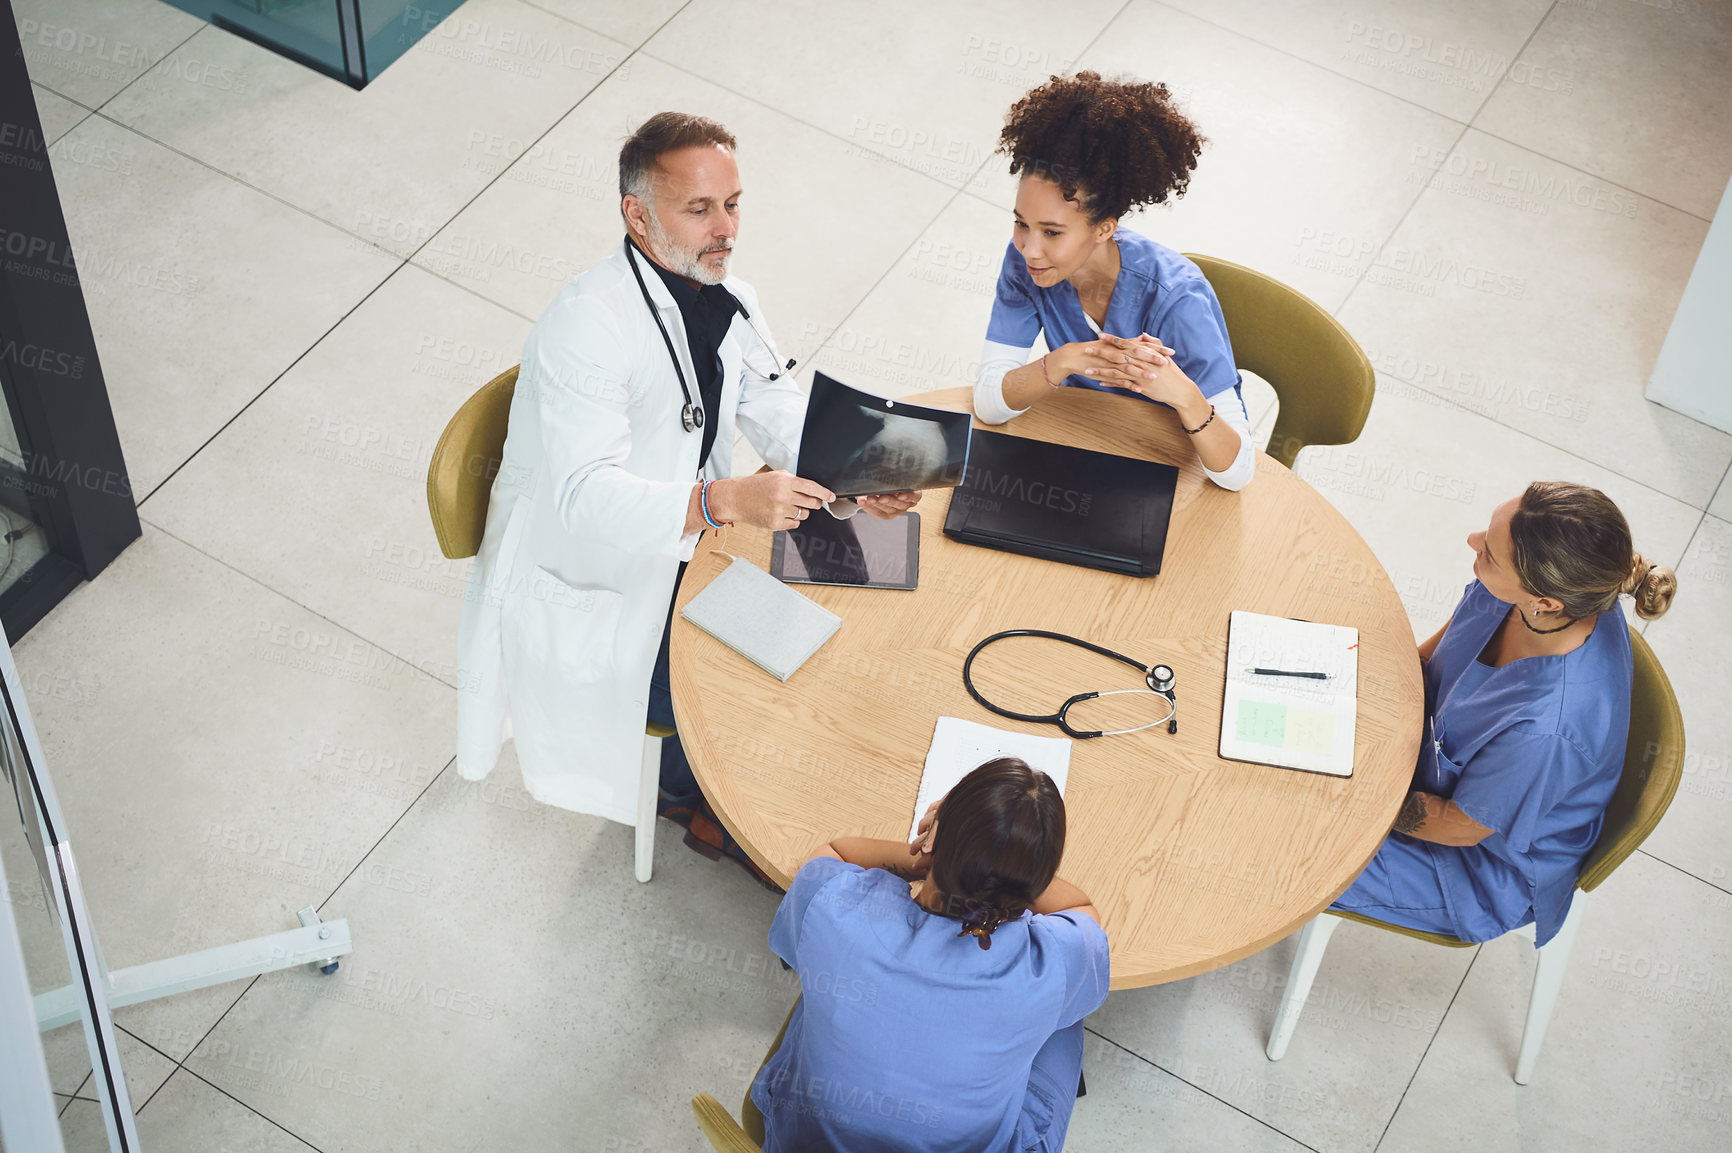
[1184,253,1375,469]
[692,998,798,1152]
[426,365,677,884]
[1265,629,1685,1083]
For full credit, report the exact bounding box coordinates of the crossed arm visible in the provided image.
[806,823,1100,925]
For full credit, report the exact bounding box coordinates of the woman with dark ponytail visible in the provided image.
[750,759,1107,1151]
[1332,482,1678,946]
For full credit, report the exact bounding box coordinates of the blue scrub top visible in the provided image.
[1417,580,1631,945]
[986,226,1246,414]
[751,857,1109,1153]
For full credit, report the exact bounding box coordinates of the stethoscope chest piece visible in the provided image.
[681,403,704,433]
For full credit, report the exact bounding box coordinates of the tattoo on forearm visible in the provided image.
[1393,792,1429,835]
[883,862,923,882]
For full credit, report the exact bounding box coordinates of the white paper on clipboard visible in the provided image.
[1219,611,1359,777]
[908,717,1073,840]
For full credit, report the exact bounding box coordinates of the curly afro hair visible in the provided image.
[998,71,1205,224]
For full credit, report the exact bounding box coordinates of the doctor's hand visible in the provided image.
[709,471,836,531]
[857,491,922,519]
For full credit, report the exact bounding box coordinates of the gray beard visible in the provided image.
[646,211,730,286]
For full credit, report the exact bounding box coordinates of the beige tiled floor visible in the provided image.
[10,1,1730,1151]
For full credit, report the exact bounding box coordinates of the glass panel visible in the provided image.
[0,647,135,1151]
[360,0,465,78]
[0,394,53,603]
[160,0,348,78]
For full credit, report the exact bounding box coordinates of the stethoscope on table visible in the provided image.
[963,630,1178,739]
[624,238,793,436]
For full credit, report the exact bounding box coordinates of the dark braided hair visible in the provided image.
[928,758,1066,950]
[998,71,1205,224]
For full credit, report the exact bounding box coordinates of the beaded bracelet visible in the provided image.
[1040,353,1060,388]
[700,479,725,529]
[1183,404,1216,436]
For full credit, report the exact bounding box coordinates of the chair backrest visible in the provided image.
[426,365,518,560]
[1579,628,1685,891]
[691,1094,765,1153]
[1183,253,1375,469]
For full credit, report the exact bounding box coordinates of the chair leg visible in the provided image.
[635,735,660,884]
[1266,914,1341,1061]
[1514,895,1584,1084]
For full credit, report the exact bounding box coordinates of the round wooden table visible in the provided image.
[671,386,1422,988]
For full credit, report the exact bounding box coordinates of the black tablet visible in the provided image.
[770,511,920,591]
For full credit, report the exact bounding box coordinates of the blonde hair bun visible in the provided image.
[1623,552,1677,620]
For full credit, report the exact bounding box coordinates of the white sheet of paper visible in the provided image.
[908,717,1073,841]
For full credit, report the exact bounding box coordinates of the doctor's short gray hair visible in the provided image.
[618,112,737,209]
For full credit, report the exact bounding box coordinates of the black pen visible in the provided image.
[1247,668,1331,680]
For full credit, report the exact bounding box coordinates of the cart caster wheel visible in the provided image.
[320,961,340,976]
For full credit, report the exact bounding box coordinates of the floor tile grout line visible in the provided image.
[1141,0,1703,226]
[131,260,405,506]
[136,517,464,696]
[635,50,981,200]
[82,107,414,263]
[30,22,207,129]
[1336,2,1567,321]
[173,1067,327,1152]
[1358,364,1726,514]
[31,80,100,146]
[634,0,1140,210]
[120,738,454,1124]
[511,0,649,48]
[1140,0,1473,125]
[1331,117,1473,318]
[1670,508,1708,588]
[312,755,458,916]
[1457,1,1556,127]
[1636,847,1732,899]
[395,3,694,270]
[1463,125,1711,224]
[1082,1025,1326,1151]
[1705,460,1732,516]
[1370,945,1481,1152]
[786,1,1136,372]
[53,6,679,278]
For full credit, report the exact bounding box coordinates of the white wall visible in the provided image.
[1646,178,1732,434]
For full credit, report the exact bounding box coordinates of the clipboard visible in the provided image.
[1219,610,1358,777]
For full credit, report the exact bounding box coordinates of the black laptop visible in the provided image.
[941,430,1178,577]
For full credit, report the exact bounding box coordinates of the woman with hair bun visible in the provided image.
[976,71,1255,490]
[1332,482,1678,946]
[750,758,1107,1152]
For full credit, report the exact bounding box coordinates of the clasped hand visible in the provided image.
[1062,333,1193,407]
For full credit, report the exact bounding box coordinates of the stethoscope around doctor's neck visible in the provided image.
[963,630,1179,740]
[625,237,793,435]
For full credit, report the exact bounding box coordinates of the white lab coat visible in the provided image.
[455,239,809,824]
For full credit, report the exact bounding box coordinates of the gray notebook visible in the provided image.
[681,557,842,681]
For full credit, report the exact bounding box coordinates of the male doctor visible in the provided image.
[457,112,917,838]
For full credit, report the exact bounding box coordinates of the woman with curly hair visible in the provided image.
[750,758,1107,1151]
[976,71,1254,490]
[1332,483,1677,945]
